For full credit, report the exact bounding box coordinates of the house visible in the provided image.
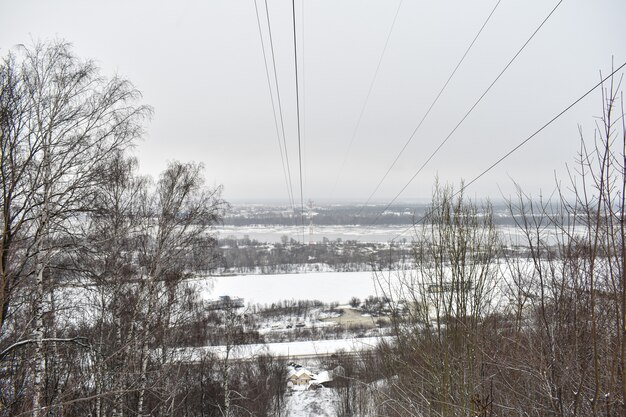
[287,368,315,387]
[286,365,337,391]
[206,295,244,310]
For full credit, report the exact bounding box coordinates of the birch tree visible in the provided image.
[0,40,150,416]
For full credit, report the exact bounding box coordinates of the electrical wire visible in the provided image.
[388,60,626,243]
[370,0,564,225]
[462,61,626,192]
[301,0,307,201]
[329,0,404,199]
[263,0,297,212]
[253,0,295,211]
[358,0,504,211]
[291,0,306,242]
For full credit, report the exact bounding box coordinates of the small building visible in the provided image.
[287,366,336,390]
[286,368,315,387]
[206,295,244,310]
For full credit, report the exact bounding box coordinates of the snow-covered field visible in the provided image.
[60,261,525,328]
[196,262,516,307]
[197,271,383,305]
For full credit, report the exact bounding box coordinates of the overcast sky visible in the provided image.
[1,0,625,204]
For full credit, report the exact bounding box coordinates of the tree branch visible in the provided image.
[0,336,89,360]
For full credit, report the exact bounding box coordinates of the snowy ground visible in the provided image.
[196,263,515,308]
[284,388,340,417]
[197,271,382,305]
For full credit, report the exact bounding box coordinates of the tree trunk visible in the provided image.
[31,264,45,417]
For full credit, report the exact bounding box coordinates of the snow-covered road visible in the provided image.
[176,336,392,361]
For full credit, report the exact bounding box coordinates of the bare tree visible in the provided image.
[0,40,150,416]
[130,161,225,416]
[374,181,501,416]
[489,74,625,416]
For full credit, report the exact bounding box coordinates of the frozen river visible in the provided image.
[216,224,415,243]
[215,224,581,246]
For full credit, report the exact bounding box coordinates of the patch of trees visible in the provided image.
[0,41,283,417]
[338,81,626,416]
[216,236,413,273]
[317,351,387,417]
[251,299,328,318]
[113,353,286,417]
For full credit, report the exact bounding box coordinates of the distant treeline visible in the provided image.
[215,236,413,273]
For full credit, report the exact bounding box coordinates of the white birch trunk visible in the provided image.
[31,264,45,417]
[113,315,124,417]
[32,146,51,417]
[136,349,149,417]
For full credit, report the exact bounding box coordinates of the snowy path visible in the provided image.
[284,389,339,417]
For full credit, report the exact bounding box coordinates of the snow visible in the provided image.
[313,370,332,384]
[217,224,414,243]
[196,271,382,305]
[61,259,543,329]
[317,310,342,319]
[177,336,392,361]
[216,224,587,245]
[197,262,513,307]
[287,368,315,379]
[284,388,339,417]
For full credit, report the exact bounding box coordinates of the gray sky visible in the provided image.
[1,0,625,204]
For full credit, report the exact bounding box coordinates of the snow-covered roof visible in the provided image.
[287,368,314,380]
[311,370,332,384]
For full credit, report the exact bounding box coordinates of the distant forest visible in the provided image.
[215,236,413,273]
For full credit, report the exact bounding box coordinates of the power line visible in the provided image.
[371,0,564,225]
[291,0,305,242]
[301,0,307,200]
[263,0,296,212]
[462,61,626,192]
[329,0,404,199]
[253,0,295,210]
[358,0,504,211]
[388,60,626,243]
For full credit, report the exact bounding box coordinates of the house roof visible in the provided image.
[311,370,332,384]
[287,368,314,380]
